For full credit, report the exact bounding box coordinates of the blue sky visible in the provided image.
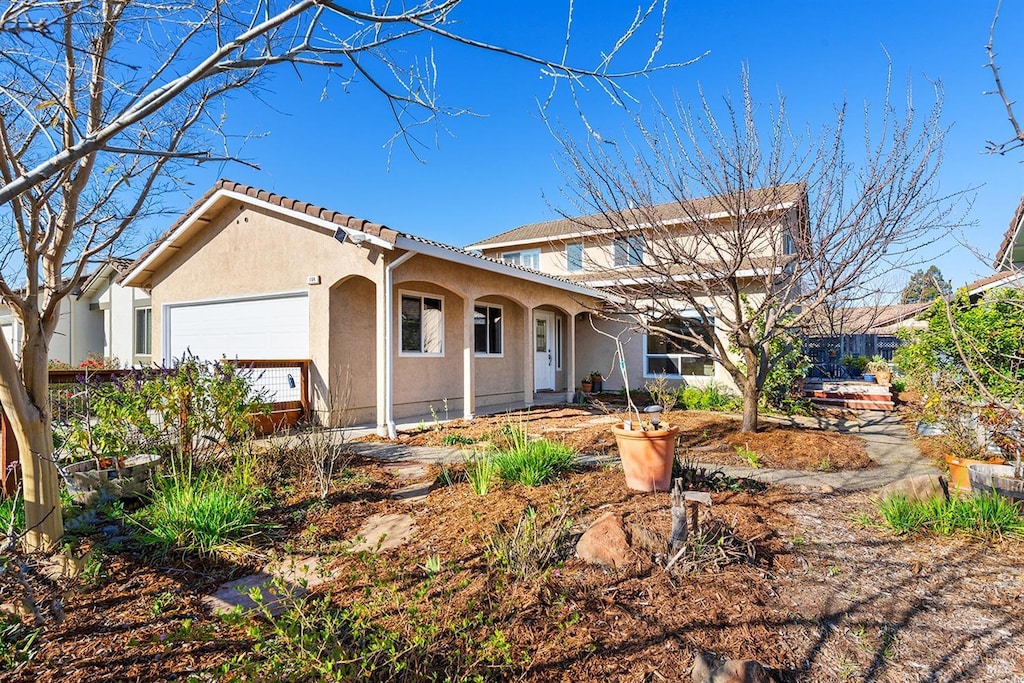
[164,1,1023,292]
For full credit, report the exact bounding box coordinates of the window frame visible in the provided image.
[642,313,716,379]
[612,235,644,268]
[473,303,504,357]
[134,306,152,358]
[399,290,445,357]
[501,248,541,270]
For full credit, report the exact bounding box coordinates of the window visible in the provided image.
[613,236,644,267]
[501,249,541,270]
[134,307,152,356]
[401,293,444,355]
[644,315,714,377]
[566,243,583,272]
[474,304,502,355]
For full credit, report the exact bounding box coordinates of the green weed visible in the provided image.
[680,384,741,412]
[487,506,573,579]
[734,442,760,468]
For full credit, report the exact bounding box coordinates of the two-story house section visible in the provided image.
[466,184,807,392]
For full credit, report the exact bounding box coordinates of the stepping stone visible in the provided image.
[202,555,330,617]
[347,513,416,553]
[384,463,430,481]
[582,416,619,425]
[392,481,432,503]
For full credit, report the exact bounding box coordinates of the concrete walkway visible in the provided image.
[348,411,939,493]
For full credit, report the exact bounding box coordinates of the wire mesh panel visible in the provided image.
[233,363,303,403]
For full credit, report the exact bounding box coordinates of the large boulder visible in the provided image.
[576,512,632,569]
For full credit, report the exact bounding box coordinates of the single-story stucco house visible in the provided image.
[121,180,612,435]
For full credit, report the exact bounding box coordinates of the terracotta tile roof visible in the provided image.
[466,183,806,249]
[807,303,931,336]
[994,194,1024,270]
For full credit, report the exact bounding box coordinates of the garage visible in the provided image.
[164,292,309,363]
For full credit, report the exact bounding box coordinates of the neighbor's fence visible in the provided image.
[1,359,310,496]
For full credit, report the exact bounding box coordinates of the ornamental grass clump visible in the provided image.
[873,492,1024,539]
[133,456,269,555]
[489,424,576,487]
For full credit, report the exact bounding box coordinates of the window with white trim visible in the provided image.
[501,249,541,270]
[474,304,503,355]
[644,315,714,377]
[401,293,444,355]
[566,243,583,272]
[134,307,152,356]
[613,236,644,267]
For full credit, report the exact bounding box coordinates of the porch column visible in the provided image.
[565,312,576,403]
[523,306,534,407]
[375,279,388,436]
[463,297,476,420]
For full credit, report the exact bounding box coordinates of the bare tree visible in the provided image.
[984,0,1024,156]
[555,67,959,432]
[0,0,689,551]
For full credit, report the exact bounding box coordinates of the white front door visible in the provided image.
[534,312,555,390]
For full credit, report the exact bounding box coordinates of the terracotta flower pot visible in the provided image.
[874,369,892,386]
[611,422,679,491]
[581,381,593,393]
[945,454,1003,492]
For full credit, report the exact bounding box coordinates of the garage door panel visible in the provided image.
[166,294,309,362]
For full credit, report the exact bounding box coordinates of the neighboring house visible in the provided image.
[120,180,609,434]
[0,260,149,367]
[994,194,1024,272]
[466,184,807,391]
[76,257,154,366]
[803,303,930,373]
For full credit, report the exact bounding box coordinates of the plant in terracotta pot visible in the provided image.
[593,323,679,492]
[580,376,593,393]
[866,356,892,386]
[590,371,604,393]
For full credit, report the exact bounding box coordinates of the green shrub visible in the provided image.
[680,384,741,412]
[133,457,268,555]
[873,493,1024,539]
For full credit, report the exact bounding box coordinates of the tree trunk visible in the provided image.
[740,378,760,433]
[1,322,64,552]
[14,415,63,551]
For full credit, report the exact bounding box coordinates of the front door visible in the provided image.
[534,312,555,390]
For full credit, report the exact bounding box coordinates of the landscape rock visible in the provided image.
[576,512,631,569]
[691,652,774,683]
[875,474,948,503]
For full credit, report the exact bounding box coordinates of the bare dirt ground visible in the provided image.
[358,406,875,472]
[5,412,1022,682]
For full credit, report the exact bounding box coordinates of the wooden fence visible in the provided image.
[1,359,310,496]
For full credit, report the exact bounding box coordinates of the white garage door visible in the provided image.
[1,323,17,358]
[165,292,309,363]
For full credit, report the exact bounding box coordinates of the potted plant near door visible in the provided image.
[580,376,593,393]
[590,371,604,393]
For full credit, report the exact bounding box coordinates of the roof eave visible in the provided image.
[393,235,617,303]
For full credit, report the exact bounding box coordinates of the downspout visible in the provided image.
[384,250,416,439]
